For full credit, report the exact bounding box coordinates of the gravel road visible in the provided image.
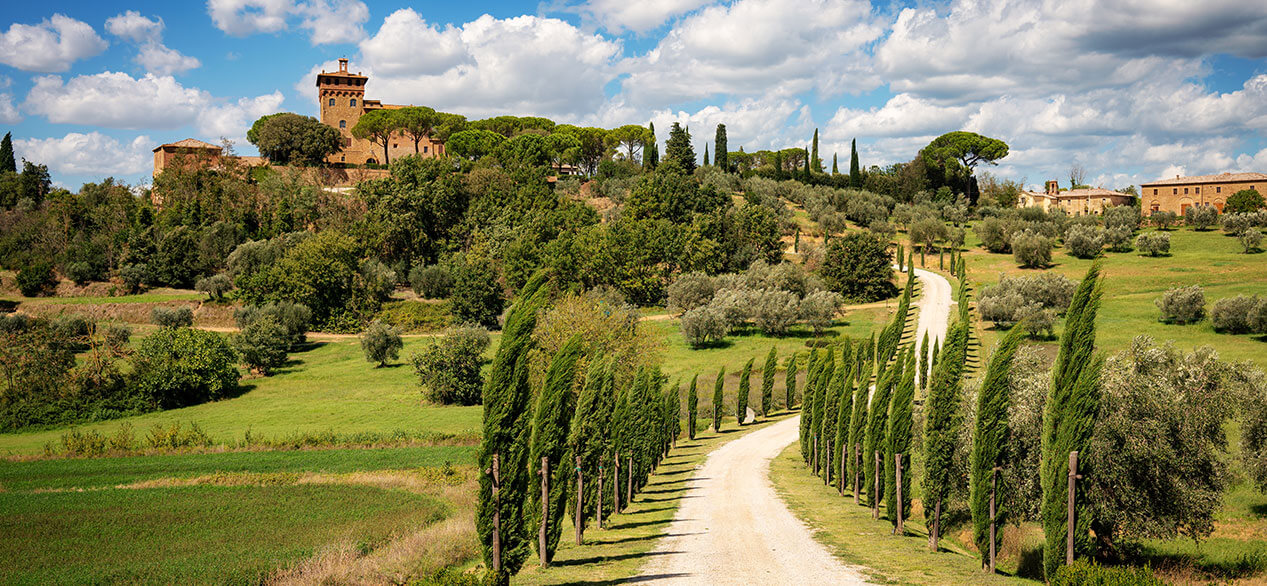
[634,267,954,585]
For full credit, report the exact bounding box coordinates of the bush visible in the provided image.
[751,288,799,335]
[800,290,844,334]
[1226,188,1266,214]
[358,259,397,304]
[409,264,453,299]
[1136,232,1170,256]
[976,216,1016,253]
[1251,297,1267,334]
[151,306,194,328]
[1102,226,1133,252]
[979,273,1077,332]
[361,320,402,366]
[234,301,311,349]
[105,324,132,354]
[1244,379,1267,493]
[65,261,98,285]
[195,273,233,301]
[1103,205,1141,232]
[131,328,239,409]
[680,304,729,347]
[376,299,450,333]
[667,272,715,314]
[232,316,289,375]
[1050,559,1163,586]
[411,325,490,405]
[119,263,147,294]
[1156,285,1205,324]
[143,421,213,450]
[16,262,56,297]
[1151,210,1178,230]
[1185,205,1218,230]
[1241,228,1262,253]
[1211,295,1259,334]
[1223,213,1252,235]
[449,255,504,329]
[1064,224,1104,259]
[820,231,896,302]
[1011,230,1052,268]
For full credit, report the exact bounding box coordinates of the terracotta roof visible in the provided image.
[1022,188,1131,200]
[1140,172,1267,187]
[153,138,221,152]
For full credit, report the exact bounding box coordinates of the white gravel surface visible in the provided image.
[911,267,954,388]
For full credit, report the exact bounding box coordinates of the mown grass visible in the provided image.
[4,291,205,305]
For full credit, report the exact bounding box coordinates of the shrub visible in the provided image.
[361,320,402,366]
[195,273,233,301]
[1011,230,1052,268]
[232,315,289,375]
[680,304,729,347]
[1244,379,1267,493]
[119,263,147,294]
[151,306,194,328]
[16,262,55,297]
[820,231,896,302]
[751,288,799,335]
[1102,226,1133,252]
[131,328,239,409]
[234,301,311,349]
[409,264,453,299]
[1251,297,1267,334]
[800,290,844,334]
[1064,224,1104,259]
[144,421,213,450]
[376,299,450,333]
[449,255,504,329]
[65,261,98,285]
[976,216,1016,253]
[1226,188,1266,214]
[666,272,715,314]
[358,259,397,304]
[104,324,132,354]
[1151,210,1178,230]
[1241,228,1262,253]
[979,273,1076,332]
[1103,205,1141,232]
[1211,295,1259,334]
[1050,559,1163,586]
[1223,213,1251,235]
[1136,232,1170,256]
[1185,204,1218,230]
[1156,285,1205,324]
[411,325,490,405]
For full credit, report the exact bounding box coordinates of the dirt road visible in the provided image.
[635,267,954,585]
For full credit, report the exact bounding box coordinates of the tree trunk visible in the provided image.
[539,456,549,567]
[491,453,501,574]
[989,468,997,573]
[853,443,861,505]
[873,451,881,519]
[813,435,819,475]
[1067,451,1079,566]
[930,499,941,552]
[895,453,904,535]
[575,455,584,545]
[626,456,633,506]
[838,447,845,495]
[822,437,830,486]
[613,452,620,514]
[597,465,604,529]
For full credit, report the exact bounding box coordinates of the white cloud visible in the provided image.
[136,43,202,75]
[645,96,811,154]
[105,11,163,43]
[0,14,108,73]
[197,91,285,140]
[574,0,714,34]
[15,132,152,177]
[0,93,20,124]
[826,94,970,139]
[357,9,468,76]
[207,0,368,45]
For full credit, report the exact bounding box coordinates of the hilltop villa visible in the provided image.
[1019,180,1135,215]
[1139,172,1266,215]
[317,58,446,166]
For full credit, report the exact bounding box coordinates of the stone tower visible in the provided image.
[316,58,371,164]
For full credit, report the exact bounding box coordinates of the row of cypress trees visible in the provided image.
[476,273,685,582]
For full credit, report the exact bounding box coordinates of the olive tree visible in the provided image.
[411,325,490,405]
[1156,285,1205,325]
[361,320,403,367]
[1136,232,1171,256]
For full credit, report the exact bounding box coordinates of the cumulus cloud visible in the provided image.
[105,10,163,43]
[106,11,201,75]
[197,91,285,140]
[207,0,368,45]
[0,14,108,73]
[572,0,714,34]
[136,43,202,75]
[0,93,20,124]
[357,9,468,76]
[15,132,152,177]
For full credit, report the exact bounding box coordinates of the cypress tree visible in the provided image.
[923,319,970,551]
[529,335,582,566]
[703,143,710,166]
[762,346,777,416]
[611,368,633,509]
[687,374,698,440]
[1041,263,1105,579]
[886,346,917,530]
[931,338,941,371]
[662,379,680,456]
[919,331,930,392]
[847,359,872,497]
[803,147,812,182]
[833,358,855,493]
[832,152,839,175]
[646,122,659,169]
[773,150,785,181]
[971,323,1024,568]
[811,350,836,473]
[714,124,728,172]
[784,353,798,409]
[712,366,725,432]
[477,272,550,579]
[865,357,901,509]
[811,128,821,173]
[800,349,820,461]
[737,358,753,425]
[849,138,861,188]
[822,349,848,484]
[0,132,14,174]
[664,122,696,173]
[569,358,615,535]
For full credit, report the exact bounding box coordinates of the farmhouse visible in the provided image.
[1139,172,1266,215]
[1019,180,1135,215]
[317,58,446,166]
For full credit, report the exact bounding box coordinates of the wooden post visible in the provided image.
[989,467,999,573]
[813,434,819,475]
[838,445,846,495]
[575,455,584,545]
[491,453,501,575]
[873,450,880,519]
[853,443,861,505]
[627,455,633,506]
[597,464,604,529]
[613,452,620,514]
[540,456,549,567]
[823,437,830,486]
[930,500,941,552]
[1067,451,1082,566]
[895,453,904,534]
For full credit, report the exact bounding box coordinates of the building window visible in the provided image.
[328,98,335,107]
[339,120,346,129]
[392,144,398,149]
[350,98,357,107]
[340,155,345,162]
[423,146,428,154]
[1153,188,1158,195]
[1184,187,1189,194]
[1173,188,1178,195]
[1216,186,1221,193]
[1195,187,1200,194]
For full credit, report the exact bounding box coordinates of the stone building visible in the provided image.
[1019,180,1135,215]
[152,138,223,176]
[316,58,445,166]
[1139,172,1266,215]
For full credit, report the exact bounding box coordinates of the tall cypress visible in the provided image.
[800,349,820,461]
[646,122,659,169]
[703,143,710,167]
[737,358,753,425]
[1041,263,1105,579]
[478,272,550,578]
[865,358,901,508]
[664,122,696,173]
[821,351,847,484]
[971,324,1024,568]
[714,124,728,172]
[687,374,698,440]
[784,353,798,409]
[569,358,615,534]
[762,346,777,416]
[886,346,917,529]
[811,128,821,173]
[831,153,839,175]
[0,132,15,173]
[849,138,861,188]
[773,150,785,181]
[846,358,872,493]
[802,147,812,182]
[919,331,930,392]
[712,366,725,432]
[923,319,970,551]
[811,350,836,473]
[529,335,582,566]
[833,359,855,493]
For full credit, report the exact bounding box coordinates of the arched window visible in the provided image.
[339,120,346,129]
[328,98,335,107]
[350,98,357,107]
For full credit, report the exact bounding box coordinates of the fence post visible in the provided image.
[627,455,633,506]
[989,467,998,573]
[823,437,830,486]
[1067,451,1082,566]
[873,450,881,519]
[575,455,584,545]
[895,453,904,534]
[597,464,604,529]
[540,456,549,567]
[813,434,819,475]
[491,453,501,575]
[853,443,861,505]
[613,452,620,513]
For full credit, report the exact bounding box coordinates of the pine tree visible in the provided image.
[569,358,615,536]
[664,122,696,173]
[865,358,901,509]
[849,138,862,188]
[715,124,728,172]
[703,143,710,166]
[919,331,930,392]
[811,129,821,173]
[687,374,698,440]
[971,323,1024,568]
[737,358,753,425]
[712,366,725,432]
[478,272,551,578]
[529,336,582,566]
[784,353,798,409]
[762,346,777,416]
[0,132,15,174]
[923,319,970,551]
[831,153,839,175]
[1041,263,1105,579]
[886,346,917,530]
[646,122,659,169]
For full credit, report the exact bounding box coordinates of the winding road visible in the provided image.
[635,267,954,585]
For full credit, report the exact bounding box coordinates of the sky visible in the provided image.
[2,0,1266,192]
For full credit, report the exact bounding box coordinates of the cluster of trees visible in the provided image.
[0,133,52,211]
[978,273,1078,338]
[1221,210,1267,253]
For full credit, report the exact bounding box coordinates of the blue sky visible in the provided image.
[2,0,1266,191]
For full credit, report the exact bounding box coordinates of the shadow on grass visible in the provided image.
[609,517,682,531]
[589,532,702,546]
[1251,502,1267,518]
[550,549,682,568]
